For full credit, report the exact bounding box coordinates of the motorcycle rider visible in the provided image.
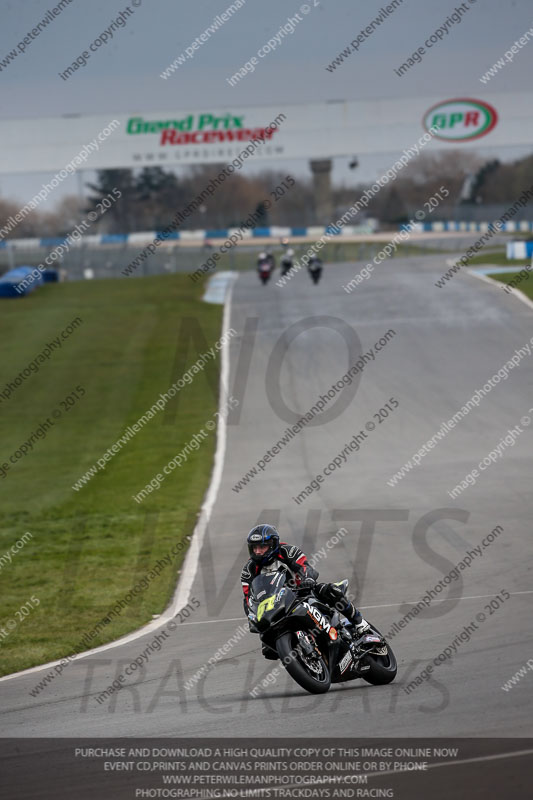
[257,251,272,274]
[241,524,370,659]
[265,249,275,270]
[281,248,294,275]
[308,254,323,273]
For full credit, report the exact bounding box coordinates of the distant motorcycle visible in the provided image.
[258,262,272,285]
[281,248,294,276]
[308,257,322,285]
[248,571,397,694]
[257,251,275,285]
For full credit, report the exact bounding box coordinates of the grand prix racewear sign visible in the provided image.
[126,113,277,146]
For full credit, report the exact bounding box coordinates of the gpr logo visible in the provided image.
[423,98,498,141]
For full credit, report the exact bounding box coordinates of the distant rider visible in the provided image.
[241,524,369,658]
[265,249,275,270]
[281,248,294,274]
[257,251,272,274]
[308,255,323,273]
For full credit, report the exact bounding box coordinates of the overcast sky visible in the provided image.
[1,0,532,207]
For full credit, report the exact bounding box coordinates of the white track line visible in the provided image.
[129,589,533,628]
[469,268,533,311]
[0,273,238,684]
[279,748,533,793]
[173,272,237,613]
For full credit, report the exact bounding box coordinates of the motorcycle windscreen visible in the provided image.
[249,571,287,607]
[248,571,297,625]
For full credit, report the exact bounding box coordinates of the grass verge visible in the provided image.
[0,274,222,676]
[464,250,531,268]
[490,269,533,298]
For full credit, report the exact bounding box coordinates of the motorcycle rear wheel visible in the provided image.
[276,631,331,694]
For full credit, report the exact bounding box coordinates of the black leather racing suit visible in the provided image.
[241,542,362,658]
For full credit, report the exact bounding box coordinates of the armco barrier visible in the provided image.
[0,219,530,252]
[422,221,533,233]
[0,224,377,251]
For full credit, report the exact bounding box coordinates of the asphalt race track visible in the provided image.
[2,254,533,743]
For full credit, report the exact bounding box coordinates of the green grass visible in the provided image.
[0,274,222,676]
[463,249,531,268]
[491,269,533,298]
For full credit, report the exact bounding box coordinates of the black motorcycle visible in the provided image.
[280,253,294,276]
[308,258,322,285]
[248,571,397,694]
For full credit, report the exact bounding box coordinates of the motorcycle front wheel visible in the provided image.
[360,625,397,685]
[276,631,331,694]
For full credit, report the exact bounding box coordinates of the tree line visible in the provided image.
[1,151,532,238]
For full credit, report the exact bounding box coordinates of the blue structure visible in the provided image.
[42,268,59,283]
[0,221,532,251]
[506,240,533,260]
[0,267,44,298]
